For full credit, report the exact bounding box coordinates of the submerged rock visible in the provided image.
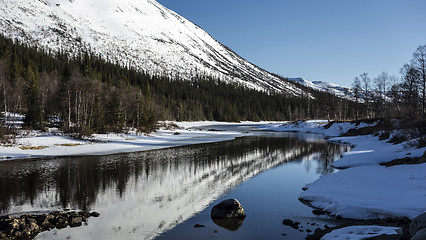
[211,199,246,219]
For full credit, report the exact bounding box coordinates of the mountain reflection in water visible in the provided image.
[0,134,347,240]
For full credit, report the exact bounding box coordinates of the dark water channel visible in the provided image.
[0,130,349,240]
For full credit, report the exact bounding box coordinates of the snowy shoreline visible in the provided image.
[261,120,426,239]
[0,122,271,161]
[261,120,426,220]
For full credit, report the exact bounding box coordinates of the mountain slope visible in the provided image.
[0,0,302,95]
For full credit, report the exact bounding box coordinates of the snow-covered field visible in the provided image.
[0,122,264,160]
[330,134,426,168]
[300,163,426,220]
[264,120,426,239]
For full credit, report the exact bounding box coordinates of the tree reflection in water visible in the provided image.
[0,134,349,240]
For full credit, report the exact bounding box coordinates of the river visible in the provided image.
[0,125,349,239]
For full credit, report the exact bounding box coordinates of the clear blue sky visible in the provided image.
[157,0,426,87]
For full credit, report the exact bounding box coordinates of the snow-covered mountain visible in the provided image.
[288,78,353,99]
[0,0,303,95]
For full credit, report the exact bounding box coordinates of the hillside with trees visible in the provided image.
[1,35,425,137]
[0,35,307,135]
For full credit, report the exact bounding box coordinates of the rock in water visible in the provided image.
[282,219,300,229]
[282,219,293,225]
[69,216,83,228]
[312,209,326,215]
[410,213,426,236]
[211,199,246,219]
[90,211,100,217]
[412,228,426,240]
[0,211,95,239]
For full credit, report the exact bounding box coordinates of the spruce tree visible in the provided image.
[24,65,42,129]
[107,91,124,131]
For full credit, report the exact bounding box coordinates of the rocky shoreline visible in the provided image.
[285,208,426,240]
[0,211,100,240]
[302,218,411,240]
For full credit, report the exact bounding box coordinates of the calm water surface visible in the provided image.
[0,128,349,240]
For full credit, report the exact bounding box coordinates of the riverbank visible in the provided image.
[0,122,270,161]
[261,120,426,239]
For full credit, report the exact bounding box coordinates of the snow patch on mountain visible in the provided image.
[288,78,353,99]
[0,0,303,95]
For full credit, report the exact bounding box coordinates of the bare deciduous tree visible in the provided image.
[374,71,389,118]
[411,44,426,117]
[352,77,362,120]
[360,73,371,118]
[400,64,421,117]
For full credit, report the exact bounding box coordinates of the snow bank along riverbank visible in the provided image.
[0,121,267,161]
[261,120,426,239]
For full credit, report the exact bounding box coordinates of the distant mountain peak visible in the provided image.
[288,78,353,99]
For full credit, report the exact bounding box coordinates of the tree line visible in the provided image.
[351,44,426,122]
